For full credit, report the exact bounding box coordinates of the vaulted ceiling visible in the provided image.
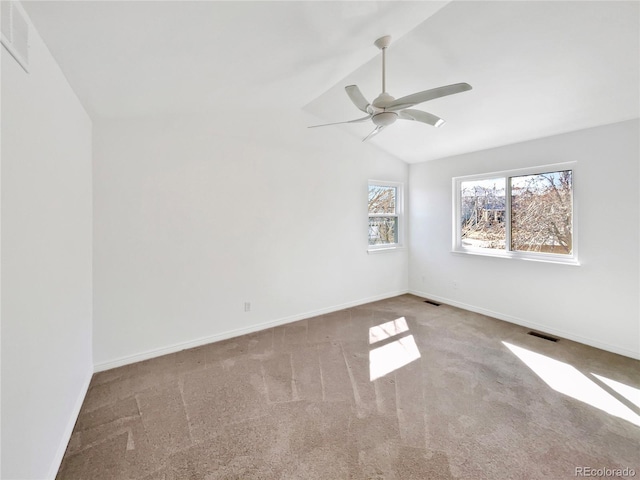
[22,1,639,163]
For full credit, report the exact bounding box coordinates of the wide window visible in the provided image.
[453,164,577,264]
[368,181,403,250]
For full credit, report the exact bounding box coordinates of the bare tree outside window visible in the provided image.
[511,170,572,253]
[369,185,398,246]
[461,178,506,249]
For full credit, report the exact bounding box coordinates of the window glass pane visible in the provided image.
[511,170,572,254]
[369,216,398,245]
[368,185,396,214]
[460,178,506,250]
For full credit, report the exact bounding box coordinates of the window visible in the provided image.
[368,181,403,251]
[453,164,577,264]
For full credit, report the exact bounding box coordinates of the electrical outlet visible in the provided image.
[452,281,459,290]
[244,302,251,312]
[421,275,426,283]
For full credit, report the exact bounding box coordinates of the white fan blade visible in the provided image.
[386,83,472,112]
[345,85,371,113]
[362,125,384,142]
[398,109,446,128]
[308,115,371,128]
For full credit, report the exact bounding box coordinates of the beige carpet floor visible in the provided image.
[57,294,640,479]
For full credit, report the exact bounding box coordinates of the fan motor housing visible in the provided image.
[372,112,398,127]
[372,92,395,108]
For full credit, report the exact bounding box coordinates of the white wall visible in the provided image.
[93,110,408,368]
[409,119,639,359]
[1,5,93,478]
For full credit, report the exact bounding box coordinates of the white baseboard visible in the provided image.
[94,290,409,372]
[47,367,93,479]
[409,289,640,360]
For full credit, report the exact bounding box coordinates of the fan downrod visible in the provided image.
[374,35,392,93]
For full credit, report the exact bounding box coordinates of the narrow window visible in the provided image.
[368,181,403,250]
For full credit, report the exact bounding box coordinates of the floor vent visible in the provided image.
[424,300,441,306]
[528,331,558,342]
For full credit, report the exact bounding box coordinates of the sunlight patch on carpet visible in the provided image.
[369,317,409,344]
[592,373,640,410]
[369,333,420,381]
[503,342,640,427]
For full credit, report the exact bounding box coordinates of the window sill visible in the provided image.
[451,248,580,266]
[368,246,405,255]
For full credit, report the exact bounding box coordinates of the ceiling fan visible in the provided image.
[309,35,472,141]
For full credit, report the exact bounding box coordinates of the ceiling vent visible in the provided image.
[1,1,29,72]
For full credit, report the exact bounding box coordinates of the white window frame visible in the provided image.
[368,180,404,253]
[452,162,578,265]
